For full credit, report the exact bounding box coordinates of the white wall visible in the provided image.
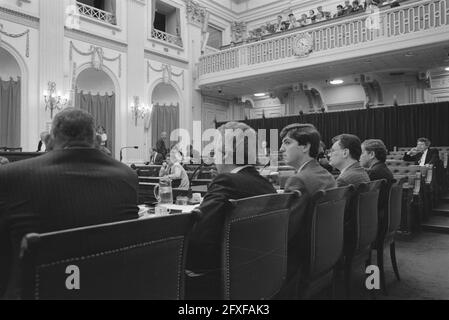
[320,84,366,106]
[152,83,181,105]
[76,68,115,94]
[0,47,21,78]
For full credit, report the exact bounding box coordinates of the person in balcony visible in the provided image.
[308,10,316,23]
[315,11,327,22]
[334,5,345,18]
[317,6,331,20]
[343,0,354,14]
[352,0,365,13]
[288,13,300,29]
[275,15,285,32]
[299,13,310,26]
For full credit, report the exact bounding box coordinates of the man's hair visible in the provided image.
[280,123,321,158]
[333,134,362,161]
[417,137,431,146]
[51,108,95,147]
[216,122,257,165]
[363,139,388,163]
[289,13,294,17]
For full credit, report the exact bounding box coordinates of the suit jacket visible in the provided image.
[368,162,394,220]
[187,166,276,274]
[156,139,168,158]
[150,152,164,165]
[283,160,337,278]
[337,162,370,188]
[403,148,440,165]
[0,148,139,299]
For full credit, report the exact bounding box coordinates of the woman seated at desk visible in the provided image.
[159,150,190,190]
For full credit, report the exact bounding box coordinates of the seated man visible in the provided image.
[0,108,139,299]
[159,150,190,190]
[280,124,337,278]
[403,137,440,166]
[330,134,370,188]
[186,122,275,299]
[148,148,164,165]
[360,139,394,220]
[0,157,9,166]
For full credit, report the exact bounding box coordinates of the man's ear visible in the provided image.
[303,143,312,155]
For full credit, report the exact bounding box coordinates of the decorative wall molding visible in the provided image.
[0,23,30,57]
[147,61,185,90]
[184,0,207,26]
[70,41,122,78]
[0,5,39,28]
[65,28,128,53]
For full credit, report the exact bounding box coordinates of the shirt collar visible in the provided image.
[341,161,358,175]
[231,165,253,174]
[297,159,314,174]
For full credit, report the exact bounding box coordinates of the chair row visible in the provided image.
[15,179,404,300]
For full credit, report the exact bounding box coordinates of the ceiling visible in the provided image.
[200,41,449,99]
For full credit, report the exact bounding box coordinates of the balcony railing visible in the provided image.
[77,2,116,25]
[151,28,183,48]
[199,0,449,77]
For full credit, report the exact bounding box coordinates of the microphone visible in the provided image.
[187,162,205,199]
[120,146,139,162]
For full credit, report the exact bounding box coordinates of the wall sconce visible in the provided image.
[43,82,69,119]
[131,96,151,126]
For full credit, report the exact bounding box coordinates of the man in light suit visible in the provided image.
[186,122,275,299]
[330,134,370,188]
[403,137,440,166]
[279,123,337,278]
[0,108,139,299]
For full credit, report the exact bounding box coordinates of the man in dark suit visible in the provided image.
[403,137,440,166]
[330,134,370,188]
[0,108,139,299]
[280,124,337,278]
[186,122,275,299]
[148,148,164,165]
[360,139,394,219]
[156,132,168,159]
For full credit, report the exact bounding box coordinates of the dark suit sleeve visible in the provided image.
[187,175,234,271]
[0,169,11,297]
[284,175,306,193]
[403,152,420,163]
[428,149,440,165]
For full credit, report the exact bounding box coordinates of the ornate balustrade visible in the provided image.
[77,2,116,25]
[151,28,183,48]
[199,0,449,77]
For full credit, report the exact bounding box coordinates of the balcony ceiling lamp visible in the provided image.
[445,67,449,71]
[330,79,344,85]
[254,93,267,97]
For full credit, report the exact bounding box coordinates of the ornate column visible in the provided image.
[184,0,207,136]
[39,0,65,125]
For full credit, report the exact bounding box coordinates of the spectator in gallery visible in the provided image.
[275,15,285,32]
[37,131,49,152]
[96,125,108,147]
[288,13,300,29]
[334,5,345,18]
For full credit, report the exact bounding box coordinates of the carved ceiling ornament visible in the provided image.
[184,0,207,26]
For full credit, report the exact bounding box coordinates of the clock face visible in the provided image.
[293,34,313,57]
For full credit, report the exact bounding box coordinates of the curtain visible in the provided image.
[0,77,21,148]
[151,103,180,150]
[217,102,449,150]
[75,91,115,154]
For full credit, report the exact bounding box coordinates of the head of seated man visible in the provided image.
[0,156,9,166]
[360,139,388,169]
[51,108,96,150]
[279,123,319,171]
[213,121,259,173]
[330,134,370,187]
